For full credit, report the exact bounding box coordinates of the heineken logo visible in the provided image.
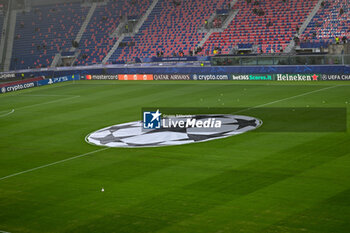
[276,74,319,81]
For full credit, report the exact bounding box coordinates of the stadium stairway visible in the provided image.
[197,6,239,49]
[102,0,159,64]
[69,2,98,52]
[7,0,347,70]
[202,0,319,54]
[284,0,323,53]
[75,0,151,66]
[107,0,230,63]
[0,10,7,69]
[300,0,350,48]
[49,2,103,68]
[0,12,3,41]
[11,3,89,70]
[3,8,16,71]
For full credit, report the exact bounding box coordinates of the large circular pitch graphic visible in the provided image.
[86,115,262,148]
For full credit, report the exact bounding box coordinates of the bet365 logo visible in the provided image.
[143,110,161,129]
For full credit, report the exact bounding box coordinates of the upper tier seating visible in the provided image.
[11,3,88,70]
[8,0,348,70]
[75,0,151,66]
[202,0,318,54]
[108,0,230,63]
[300,0,350,48]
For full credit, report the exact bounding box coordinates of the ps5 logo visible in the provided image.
[143,109,161,129]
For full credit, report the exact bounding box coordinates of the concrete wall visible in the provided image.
[329,44,350,55]
[30,0,82,7]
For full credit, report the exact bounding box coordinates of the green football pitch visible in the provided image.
[0,80,349,233]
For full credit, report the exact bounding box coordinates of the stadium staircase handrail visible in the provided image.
[132,0,159,35]
[197,0,239,49]
[102,0,159,64]
[69,2,98,52]
[284,0,323,53]
[102,34,125,64]
[109,16,128,38]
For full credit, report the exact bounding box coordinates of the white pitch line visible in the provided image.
[234,85,339,114]
[0,230,11,233]
[0,109,14,118]
[0,95,80,118]
[0,84,341,181]
[0,147,110,181]
[16,95,80,111]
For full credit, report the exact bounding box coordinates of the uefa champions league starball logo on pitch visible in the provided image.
[86,109,262,148]
[143,110,224,130]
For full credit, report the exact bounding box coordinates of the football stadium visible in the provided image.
[0,0,349,232]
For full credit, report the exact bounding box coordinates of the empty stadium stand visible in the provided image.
[6,0,349,70]
[11,3,89,70]
[203,0,319,54]
[300,0,350,48]
[76,0,151,66]
[107,0,230,63]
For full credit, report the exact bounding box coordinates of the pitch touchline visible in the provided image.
[234,85,339,114]
[0,148,110,181]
